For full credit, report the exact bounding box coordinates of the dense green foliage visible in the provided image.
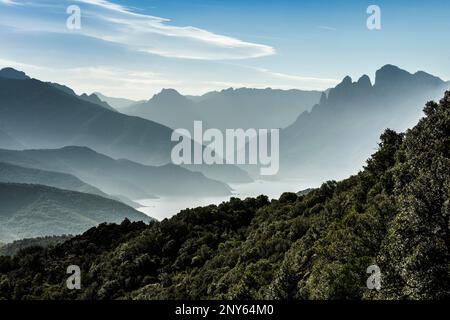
[0,92,448,300]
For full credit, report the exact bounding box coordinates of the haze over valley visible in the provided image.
[0,64,449,241]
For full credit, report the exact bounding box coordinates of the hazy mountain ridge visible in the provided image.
[125,89,202,130]
[123,87,322,130]
[0,75,175,165]
[0,161,106,196]
[0,146,232,199]
[78,93,116,111]
[0,182,151,243]
[0,68,116,112]
[95,92,141,110]
[0,161,141,208]
[280,65,450,183]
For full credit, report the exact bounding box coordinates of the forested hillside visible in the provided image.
[0,183,151,243]
[0,92,448,300]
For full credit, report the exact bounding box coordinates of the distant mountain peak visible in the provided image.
[78,92,116,111]
[0,67,30,80]
[375,64,445,87]
[155,88,183,98]
[80,93,102,103]
[149,88,190,105]
[332,76,353,91]
[375,65,411,84]
[357,74,372,87]
[378,64,403,72]
[342,75,352,84]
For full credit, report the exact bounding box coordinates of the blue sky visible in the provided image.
[0,0,449,99]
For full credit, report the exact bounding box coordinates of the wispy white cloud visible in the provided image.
[75,0,165,19]
[257,68,339,83]
[0,0,21,6]
[0,0,275,60]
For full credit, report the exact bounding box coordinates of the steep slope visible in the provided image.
[279,65,450,183]
[0,90,447,300]
[0,183,151,243]
[0,75,174,165]
[0,146,232,199]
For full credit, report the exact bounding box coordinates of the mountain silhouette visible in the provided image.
[0,67,29,80]
[279,65,450,183]
[47,83,116,112]
[0,74,174,165]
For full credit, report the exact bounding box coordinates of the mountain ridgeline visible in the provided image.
[0,75,174,165]
[280,65,450,183]
[0,147,232,199]
[0,183,151,243]
[0,161,142,208]
[123,87,322,130]
[0,91,448,300]
[0,161,107,197]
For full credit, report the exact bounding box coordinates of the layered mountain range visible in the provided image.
[0,64,448,244]
[102,65,450,184]
[0,68,250,183]
[0,146,232,199]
